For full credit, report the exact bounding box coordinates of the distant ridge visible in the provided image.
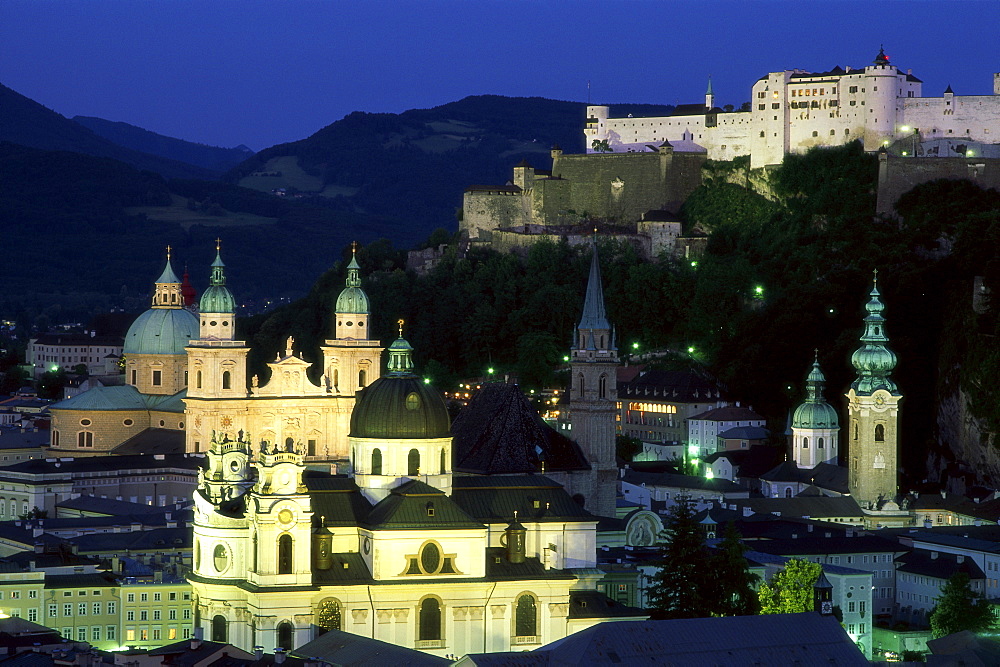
[0,82,217,180]
[74,115,254,172]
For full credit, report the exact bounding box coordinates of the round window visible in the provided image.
[222,321,229,326]
[123,419,134,426]
[159,420,165,427]
[346,321,353,326]
[405,393,421,411]
[420,542,441,574]
[213,544,228,573]
[229,460,240,472]
[210,321,217,327]
[80,419,91,426]
[179,422,184,429]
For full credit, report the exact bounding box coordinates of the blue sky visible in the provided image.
[3,0,998,151]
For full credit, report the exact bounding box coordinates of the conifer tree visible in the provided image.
[708,521,760,616]
[929,572,996,638]
[758,558,822,614]
[646,495,712,619]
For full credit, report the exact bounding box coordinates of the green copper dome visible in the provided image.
[199,249,235,314]
[851,275,898,395]
[350,334,450,439]
[792,357,839,429]
[124,306,198,355]
[335,256,369,315]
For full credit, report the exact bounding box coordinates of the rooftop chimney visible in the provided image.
[274,649,287,664]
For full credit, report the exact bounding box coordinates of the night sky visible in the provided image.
[3,1,999,152]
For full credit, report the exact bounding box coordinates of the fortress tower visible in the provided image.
[846,273,902,510]
[568,244,619,517]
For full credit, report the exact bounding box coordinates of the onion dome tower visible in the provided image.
[846,272,902,510]
[567,242,618,518]
[123,247,198,395]
[791,353,840,468]
[349,321,452,503]
[198,241,237,341]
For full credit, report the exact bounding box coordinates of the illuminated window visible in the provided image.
[317,599,342,634]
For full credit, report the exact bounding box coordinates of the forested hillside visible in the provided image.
[246,142,1000,488]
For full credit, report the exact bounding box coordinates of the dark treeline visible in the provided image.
[246,142,1000,487]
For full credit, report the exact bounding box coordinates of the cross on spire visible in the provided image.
[351,240,358,255]
[166,245,172,261]
[397,318,404,337]
[216,237,222,252]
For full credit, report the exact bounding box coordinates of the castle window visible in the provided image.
[222,371,231,390]
[372,449,382,475]
[408,449,420,476]
[419,597,442,641]
[196,371,202,389]
[152,370,162,386]
[317,599,341,634]
[52,430,59,447]
[277,622,293,651]
[184,370,188,386]
[278,534,293,574]
[875,424,885,442]
[211,615,227,642]
[515,594,537,638]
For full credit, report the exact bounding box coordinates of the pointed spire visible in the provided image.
[156,246,181,284]
[706,76,714,96]
[209,241,226,286]
[873,45,890,66]
[578,245,611,331]
[850,271,898,394]
[346,242,361,288]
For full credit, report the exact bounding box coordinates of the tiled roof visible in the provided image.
[617,369,724,402]
[484,547,573,580]
[70,526,190,552]
[313,552,374,584]
[897,549,985,580]
[759,461,849,494]
[748,533,902,557]
[56,494,167,516]
[452,383,589,474]
[689,406,765,422]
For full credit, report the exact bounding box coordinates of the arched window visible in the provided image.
[196,370,202,389]
[818,437,824,449]
[875,424,885,442]
[278,534,293,574]
[222,371,231,390]
[599,373,608,399]
[578,374,585,398]
[515,594,537,637]
[277,621,294,650]
[802,437,809,449]
[419,597,441,641]
[359,369,367,388]
[408,449,420,476]
[317,599,342,634]
[440,449,446,474]
[212,615,227,642]
[285,437,294,450]
[77,431,93,448]
[371,449,382,476]
[333,369,339,388]
[251,532,258,571]
[785,488,793,498]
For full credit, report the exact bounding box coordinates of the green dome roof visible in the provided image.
[350,375,451,439]
[200,285,235,314]
[124,307,198,355]
[349,334,449,439]
[792,357,839,429]
[199,248,235,313]
[336,255,369,315]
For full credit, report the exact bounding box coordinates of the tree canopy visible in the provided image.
[646,496,712,619]
[929,572,996,638]
[759,558,822,615]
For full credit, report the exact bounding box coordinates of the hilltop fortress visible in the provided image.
[587,48,1000,168]
[455,49,1000,260]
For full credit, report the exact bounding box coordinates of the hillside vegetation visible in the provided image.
[249,142,1000,488]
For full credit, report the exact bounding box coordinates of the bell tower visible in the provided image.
[846,272,902,510]
[568,243,618,517]
[791,353,840,469]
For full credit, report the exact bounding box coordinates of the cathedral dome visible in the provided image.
[349,333,449,439]
[349,375,451,439]
[124,307,198,355]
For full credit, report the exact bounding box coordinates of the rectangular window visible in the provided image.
[107,626,116,641]
[78,603,87,616]
[183,609,191,619]
[93,602,101,615]
[152,628,161,640]
[152,370,162,386]
[107,601,116,614]
[63,604,72,617]
[28,591,37,599]
[78,627,87,641]
[153,609,161,620]
[169,592,177,601]
[48,605,57,617]
[169,609,176,620]
[169,627,177,640]
[126,629,135,641]
[127,594,135,603]
[140,610,148,621]
[140,593,148,602]
[92,626,101,641]
[126,611,134,621]
[153,593,161,602]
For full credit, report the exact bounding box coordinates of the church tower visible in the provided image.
[846,273,902,510]
[791,353,839,469]
[185,242,250,451]
[568,245,618,517]
[321,245,384,397]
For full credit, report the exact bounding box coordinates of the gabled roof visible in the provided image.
[56,494,167,516]
[689,405,765,422]
[618,368,724,402]
[365,480,484,530]
[452,383,589,474]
